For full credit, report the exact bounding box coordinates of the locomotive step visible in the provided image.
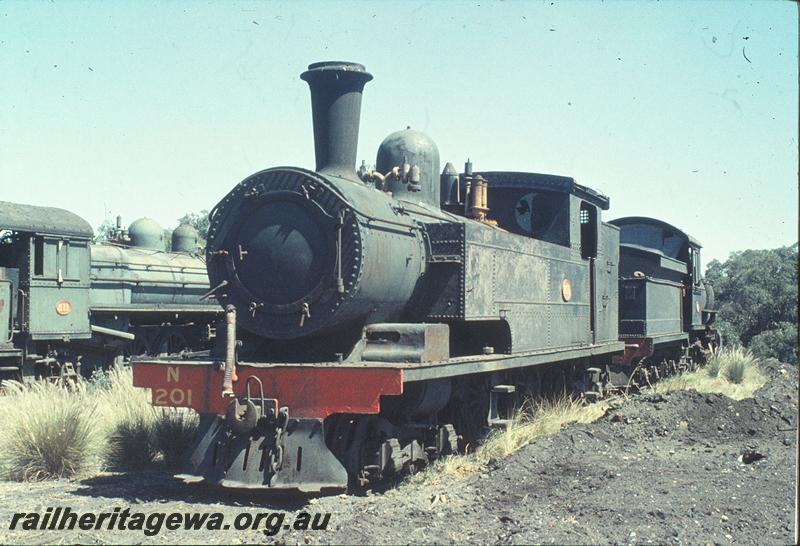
[489,419,514,429]
[491,384,516,393]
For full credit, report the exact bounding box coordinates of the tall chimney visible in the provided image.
[300,61,373,179]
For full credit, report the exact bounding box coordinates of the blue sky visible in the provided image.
[1,0,797,264]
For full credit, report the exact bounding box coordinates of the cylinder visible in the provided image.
[300,62,373,180]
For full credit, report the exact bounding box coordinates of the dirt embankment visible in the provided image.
[0,359,796,545]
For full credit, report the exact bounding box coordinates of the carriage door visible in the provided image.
[580,202,598,343]
[0,268,11,344]
[26,235,91,340]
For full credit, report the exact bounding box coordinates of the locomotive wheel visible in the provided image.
[623,362,643,393]
[124,336,151,359]
[158,331,190,355]
[326,415,365,486]
[512,369,543,406]
[711,330,722,353]
[326,415,354,458]
[443,376,490,450]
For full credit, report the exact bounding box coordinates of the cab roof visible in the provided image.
[610,216,702,248]
[0,200,94,239]
[476,171,610,210]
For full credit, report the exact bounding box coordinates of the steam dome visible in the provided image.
[172,223,200,252]
[128,217,164,250]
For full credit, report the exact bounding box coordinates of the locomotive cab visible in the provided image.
[469,172,619,346]
[0,201,94,378]
[610,216,717,357]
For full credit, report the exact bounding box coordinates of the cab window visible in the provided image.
[32,236,59,279]
[691,247,701,284]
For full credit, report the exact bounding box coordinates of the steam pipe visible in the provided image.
[300,61,373,180]
[222,304,236,397]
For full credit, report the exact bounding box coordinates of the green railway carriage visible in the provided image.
[0,201,220,380]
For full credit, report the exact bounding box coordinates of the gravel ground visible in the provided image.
[0,359,796,545]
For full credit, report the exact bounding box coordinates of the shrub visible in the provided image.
[0,381,102,481]
[0,367,203,480]
[748,322,798,365]
[654,345,765,400]
[718,346,757,385]
[153,408,199,468]
[706,357,721,378]
[705,244,797,348]
[91,367,159,470]
[106,414,158,470]
[714,319,742,348]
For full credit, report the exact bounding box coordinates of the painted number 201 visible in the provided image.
[154,387,192,406]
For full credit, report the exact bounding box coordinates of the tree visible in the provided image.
[705,243,798,364]
[177,210,210,241]
[749,322,798,365]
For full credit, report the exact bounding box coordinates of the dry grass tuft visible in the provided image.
[475,396,610,465]
[650,346,765,401]
[106,414,158,470]
[403,395,610,489]
[93,367,159,470]
[406,347,767,490]
[153,408,199,468]
[0,380,102,481]
[0,366,199,480]
[706,355,722,378]
[717,346,755,384]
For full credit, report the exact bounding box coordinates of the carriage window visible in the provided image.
[34,236,44,276]
[59,240,69,278]
[0,231,14,267]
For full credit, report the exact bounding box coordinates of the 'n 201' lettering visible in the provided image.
[167,367,179,382]
[154,388,192,406]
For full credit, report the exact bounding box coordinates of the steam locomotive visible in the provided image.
[131,61,717,493]
[0,202,221,380]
